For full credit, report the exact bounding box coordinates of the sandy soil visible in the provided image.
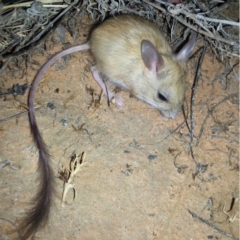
[0,15,239,240]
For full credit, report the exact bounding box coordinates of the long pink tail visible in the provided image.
[20,43,90,239]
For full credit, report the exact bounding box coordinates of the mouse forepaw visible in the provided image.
[91,66,124,107]
[112,95,124,107]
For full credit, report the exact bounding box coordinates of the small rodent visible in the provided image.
[20,15,196,239]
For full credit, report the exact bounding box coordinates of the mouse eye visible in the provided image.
[158,92,168,102]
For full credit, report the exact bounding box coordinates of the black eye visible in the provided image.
[158,92,168,102]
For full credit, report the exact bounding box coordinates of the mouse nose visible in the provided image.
[161,108,181,119]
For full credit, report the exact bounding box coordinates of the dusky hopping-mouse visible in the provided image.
[19,14,196,239]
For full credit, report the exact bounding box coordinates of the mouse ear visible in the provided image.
[141,40,164,73]
[173,32,197,62]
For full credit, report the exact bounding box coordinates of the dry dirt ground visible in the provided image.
[0,16,239,240]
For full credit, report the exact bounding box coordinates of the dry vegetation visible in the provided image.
[0,0,239,239]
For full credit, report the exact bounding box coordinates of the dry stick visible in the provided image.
[2,0,65,10]
[0,160,10,169]
[26,0,80,47]
[168,5,214,37]
[149,120,186,145]
[182,103,190,134]
[0,232,9,240]
[199,1,236,49]
[228,59,240,81]
[0,59,10,73]
[189,45,207,162]
[188,210,239,240]
[194,0,209,12]
[0,217,21,239]
[194,14,240,27]
[1,0,80,62]
[209,2,229,16]
[182,47,204,134]
[0,107,44,123]
[195,93,238,147]
[142,0,237,46]
[169,3,240,28]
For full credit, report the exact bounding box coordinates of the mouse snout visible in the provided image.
[160,108,181,119]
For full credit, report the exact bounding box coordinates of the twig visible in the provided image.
[0,217,21,240]
[143,0,238,46]
[0,159,10,169]
[26,0,80,47]
[189,45,207,161]
[182,102,191,134]
[143,120,186,146]
[2,1,67,10]
[0,59,11,73]
[196,93,238,146]
[168,4,214,37]
[228,59,240,82]
[0,232,10,240]
[194,14,240,27]
[0,0,81,61]
[169,4,240,28]
[188,210,239,240]
[0,106,44,123]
